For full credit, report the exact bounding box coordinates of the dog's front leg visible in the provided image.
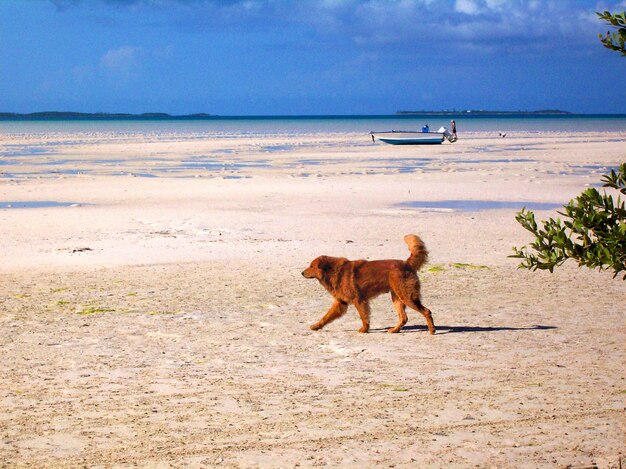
[353,300,371,333]
[389,297,408,333]
[310,300,348,331]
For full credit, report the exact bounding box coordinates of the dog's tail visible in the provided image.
[404,234,428,271]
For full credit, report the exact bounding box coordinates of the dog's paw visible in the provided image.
[387,327,401,333]
[358,326,369,333]
[309,323,323,331]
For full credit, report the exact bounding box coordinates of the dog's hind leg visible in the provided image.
[390,271,435,335]
[388,291,408,333]
[414,299,436,335]
[352,300,371,333]
[310,300,348,331]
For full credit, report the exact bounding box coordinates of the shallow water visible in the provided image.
[177,159,271,169]
[0,201,82,209]
[0,147,50,159]
[398,200,563,212]
[0,118,622,180]
[1,114,625,135]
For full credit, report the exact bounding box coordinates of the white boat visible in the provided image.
[370,126,457,145]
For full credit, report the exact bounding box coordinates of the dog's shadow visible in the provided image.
[371,324,557,334]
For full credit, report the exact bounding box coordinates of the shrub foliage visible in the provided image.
[597,10,626,56]
[511,164,626,279]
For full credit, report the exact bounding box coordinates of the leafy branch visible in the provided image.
[597,10,626,56]
[511,164,626,279]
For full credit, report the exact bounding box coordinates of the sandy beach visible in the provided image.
[1,129,624,467]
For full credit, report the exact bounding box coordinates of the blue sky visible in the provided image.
[1,0,625,115]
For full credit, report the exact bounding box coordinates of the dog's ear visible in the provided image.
[317,257,335,283]
[315,256,330,271]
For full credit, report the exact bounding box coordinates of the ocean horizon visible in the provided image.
[1,113,626,134]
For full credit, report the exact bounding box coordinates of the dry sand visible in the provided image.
[0,130,624,467]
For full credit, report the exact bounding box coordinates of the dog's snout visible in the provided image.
[301,270,306,277]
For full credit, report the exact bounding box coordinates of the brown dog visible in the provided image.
[302,235,435,334]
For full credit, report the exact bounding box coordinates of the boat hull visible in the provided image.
[372,131,445,145]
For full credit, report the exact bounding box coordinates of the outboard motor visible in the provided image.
[438,126,457,143]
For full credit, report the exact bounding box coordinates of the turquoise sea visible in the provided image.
[1,114,625,135]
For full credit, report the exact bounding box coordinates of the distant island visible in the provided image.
[396,109,572,115]
[3,110,619,121]
[0,112,214,120]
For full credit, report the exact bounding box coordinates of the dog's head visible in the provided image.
[302,255,349,280]
[303,256,349,294]
[302,256,333,280]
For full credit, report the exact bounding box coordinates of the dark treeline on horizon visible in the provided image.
[1,111,625,121]
[0,111,214,120]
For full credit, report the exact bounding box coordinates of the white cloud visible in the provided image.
[484,0,505,6]
[455,0,481,15]
[58,1,612,57]
[100,46,141,74]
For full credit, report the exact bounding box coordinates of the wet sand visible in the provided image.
[1,130,624,467]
